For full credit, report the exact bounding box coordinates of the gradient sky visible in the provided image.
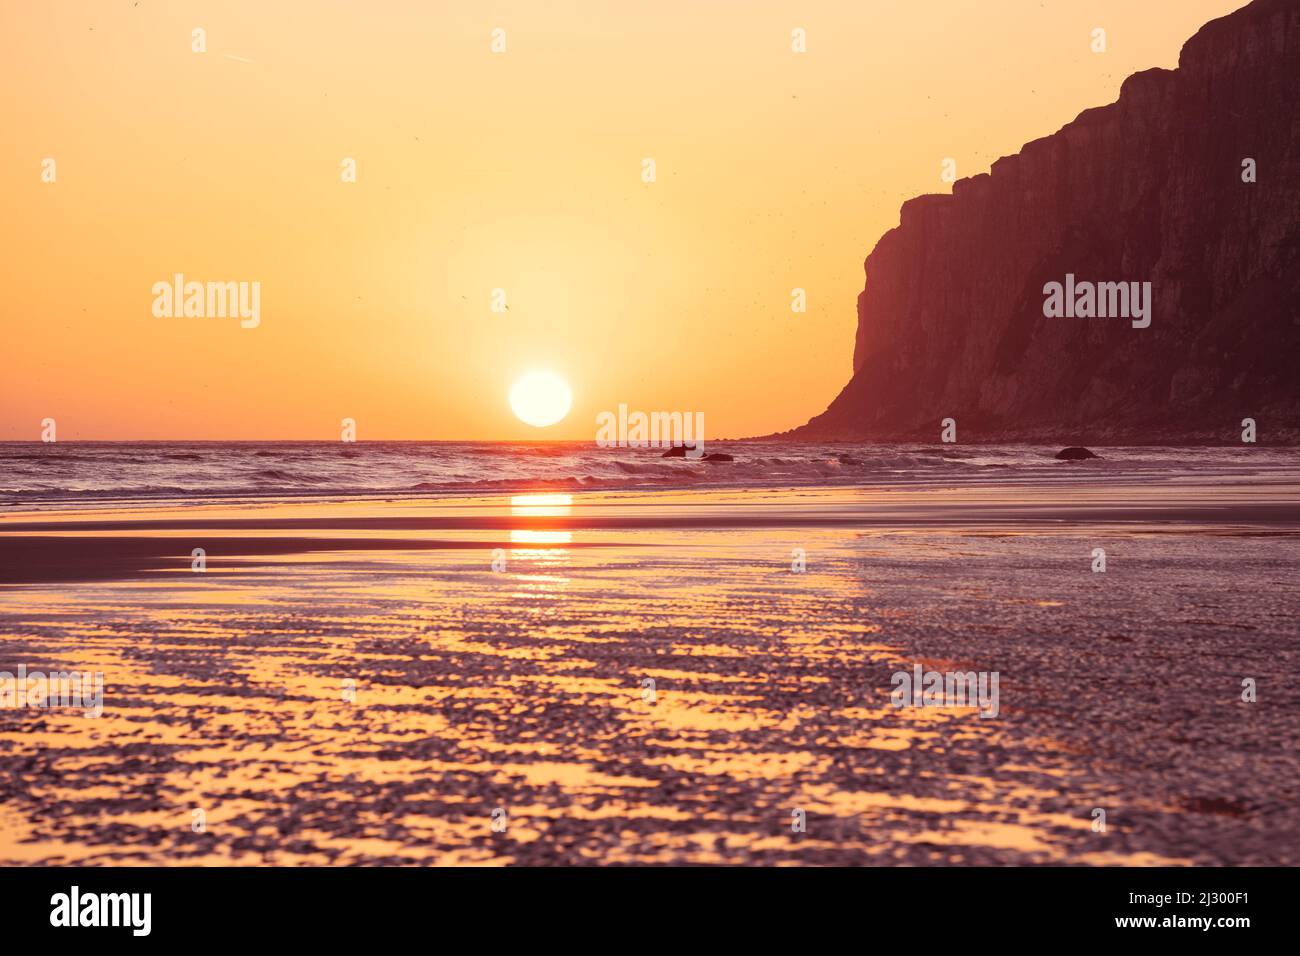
[0,0,1245,440]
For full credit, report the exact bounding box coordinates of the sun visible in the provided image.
[509,370,572,428]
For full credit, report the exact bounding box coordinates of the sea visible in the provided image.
[1,441,1291,508]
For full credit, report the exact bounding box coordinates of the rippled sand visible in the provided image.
[2,477,1298,865]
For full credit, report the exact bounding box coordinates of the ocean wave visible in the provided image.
[248,469,315,483]
[1,442,1290,507]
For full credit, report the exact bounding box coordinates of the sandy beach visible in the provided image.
[2,458,1297,866]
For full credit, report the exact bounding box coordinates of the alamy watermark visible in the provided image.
[152,274,260,328]
[1043,274,1151,329]
[0,665,103,717]
[596,404,705,457]
[49,886,150,936]
[890,663,1000,719]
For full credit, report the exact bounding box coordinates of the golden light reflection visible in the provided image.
[510,494,574,518]
[509,496,574,563]
[509,530,573,547]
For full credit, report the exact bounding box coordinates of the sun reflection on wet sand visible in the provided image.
[1,481,1297,864]
[510,494,574,517]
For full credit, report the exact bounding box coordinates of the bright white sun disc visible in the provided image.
[509,371,572,427]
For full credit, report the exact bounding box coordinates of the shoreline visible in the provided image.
[3,476,1299,586]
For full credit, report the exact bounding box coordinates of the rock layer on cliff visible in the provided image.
[790,0,1300,444]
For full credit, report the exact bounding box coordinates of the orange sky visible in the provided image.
[0,0,1244,440]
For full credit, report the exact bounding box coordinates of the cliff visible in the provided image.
[787,0,1300,444]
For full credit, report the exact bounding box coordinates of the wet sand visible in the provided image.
[1,477,1298,865]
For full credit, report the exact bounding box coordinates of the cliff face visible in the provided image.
[792,0,1300,443]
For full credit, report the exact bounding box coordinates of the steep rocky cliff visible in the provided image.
[789,0,1300,444]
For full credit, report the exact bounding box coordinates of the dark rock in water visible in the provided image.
[1055,446,1099,460]
[659,446,733,461]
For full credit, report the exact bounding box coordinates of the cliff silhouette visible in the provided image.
[786,0,1300,444]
